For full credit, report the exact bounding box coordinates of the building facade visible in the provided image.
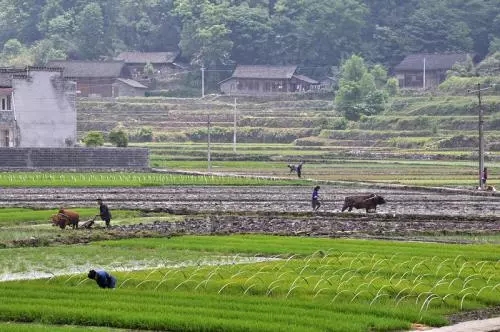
[394,53,469,89]
[219,65,319,96]
[47,60,130,97]
[0,67,76,147]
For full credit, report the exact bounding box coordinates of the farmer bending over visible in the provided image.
[88,269,117,288]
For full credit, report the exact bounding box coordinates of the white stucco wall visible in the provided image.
[12,70,76,147]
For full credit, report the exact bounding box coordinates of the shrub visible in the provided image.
[330,117,348,130]
[82,131,104,147]
[437,135,478,149]
[132,127,153,142]
[109,129,128,147]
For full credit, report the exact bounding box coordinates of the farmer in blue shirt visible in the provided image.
[88,269,117,288]
[311,185,321,211]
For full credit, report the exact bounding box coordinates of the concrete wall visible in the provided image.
[13,70,76,147]
[0,147,149,169]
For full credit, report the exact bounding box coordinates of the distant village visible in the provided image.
[0,51,470,149]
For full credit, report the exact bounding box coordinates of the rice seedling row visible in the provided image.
[0,172,301,187]
[0,236,498,331]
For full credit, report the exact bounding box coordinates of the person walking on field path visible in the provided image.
[312,185,321,211]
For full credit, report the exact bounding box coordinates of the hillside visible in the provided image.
[78,95,500,156]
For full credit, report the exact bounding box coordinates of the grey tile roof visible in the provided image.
[115,52,178,64]
[395,53,468,71]
[293,74,318,84]
[115,78,148,89]
[232,65,298,79]
[46,60,125,78]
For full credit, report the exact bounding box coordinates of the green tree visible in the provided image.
[403,1,473,53]
[385,77,399,96]
[75,2,105,59]
[175,0,233,66]
[335,55,388,121]
[489,37,500,54]
[30,39,67,66]
[476,52,500,76]
[446,54,477,78]
[0,39,33,66]
[109,129,129,147]
[83,131,105,147]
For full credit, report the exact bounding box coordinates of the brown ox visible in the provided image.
[341,194,386,213]
[51,209,80,229]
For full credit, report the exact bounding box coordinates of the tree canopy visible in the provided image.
[1,0,500,69]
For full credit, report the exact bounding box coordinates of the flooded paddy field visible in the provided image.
[1,186,499,240]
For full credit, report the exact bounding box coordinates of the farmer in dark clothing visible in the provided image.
[296,161,304,178]
[97,198,112,227]
[88,269,117,288]
[482,167,488,187]
[312,185,321,211]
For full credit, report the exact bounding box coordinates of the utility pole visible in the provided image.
[468,83,491,189]
[423,57,426,90]
[207,114,211,171]
[201,66,205,98]
[233,98,237,153]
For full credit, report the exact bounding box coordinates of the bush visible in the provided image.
[109,129,128,147]
[330,117,348,130]
[131,127,154,142]
[82,131,104,147]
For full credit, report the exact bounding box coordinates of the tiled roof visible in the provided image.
[115,78,148,89]
[232,65,298,79]
[395,53,469,71]
[115,52,178,64]
[46,60,125,78]
[293,74,318,84]
[0,87,13,95]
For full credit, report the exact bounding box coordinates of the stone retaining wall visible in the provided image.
[0,147,149,169]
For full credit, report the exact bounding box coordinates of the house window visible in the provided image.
[1,95,12,110]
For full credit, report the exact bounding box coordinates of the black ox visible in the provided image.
[341,194,386,213]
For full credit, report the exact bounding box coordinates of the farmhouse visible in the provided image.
[0,66,76,147]
[115,51,181,79]
[394,53,469,89]
[219,65,319,96]
[47,60,131,97]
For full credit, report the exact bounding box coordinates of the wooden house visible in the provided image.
[47,60,130,97]
[115,51,180,79]
[394,53,469,89]
[219,65,319,96]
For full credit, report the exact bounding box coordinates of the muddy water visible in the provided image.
[0,256,280,282]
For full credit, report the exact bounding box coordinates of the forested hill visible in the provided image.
[1,0,500,71]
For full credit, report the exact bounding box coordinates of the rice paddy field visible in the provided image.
[1,95,500,331]
[1,236,499,331]
[0,175,499,331]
